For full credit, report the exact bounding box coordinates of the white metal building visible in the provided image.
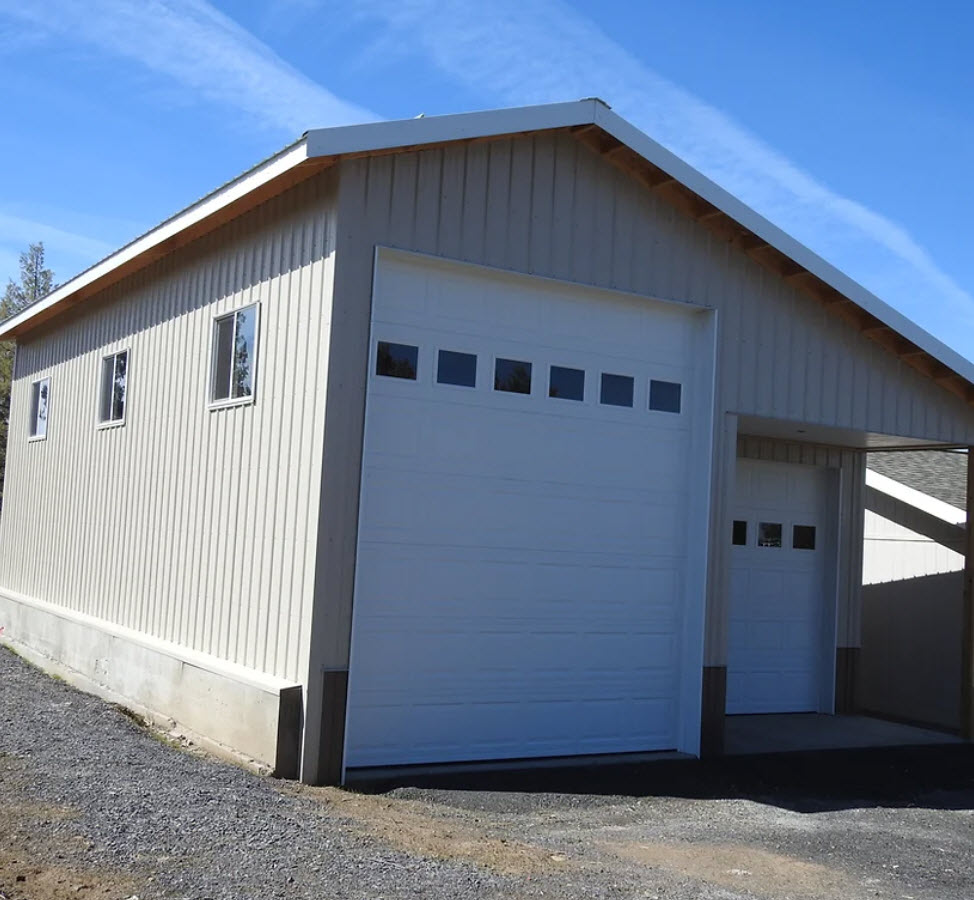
[0,100,972,783]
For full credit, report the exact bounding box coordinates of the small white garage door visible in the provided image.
[344,251,711,768]
[726,458,835,715]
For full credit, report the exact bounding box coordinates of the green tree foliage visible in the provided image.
[0,243,55,506]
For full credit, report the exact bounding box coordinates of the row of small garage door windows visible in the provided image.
[376,341,683,413]
[733,520,817,550]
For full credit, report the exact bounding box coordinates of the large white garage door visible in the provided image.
[345,251,709,768]
[726,458,835,715]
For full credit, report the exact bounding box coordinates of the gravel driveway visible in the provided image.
[3,644,974,900]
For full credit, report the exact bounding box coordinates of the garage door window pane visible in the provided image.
[494,358,532,394]
[732,520,747,546]
[793,525,816,550]
[600,373,634,407]
[549,365,584,400]
[437,350,477,387]
[758,522,782,548]
[649,379,682,413]
[377,342,418,380]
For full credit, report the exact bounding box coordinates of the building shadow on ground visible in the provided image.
[348,743,974,814]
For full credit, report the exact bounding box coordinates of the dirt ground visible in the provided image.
[0,756,138,900]
[4,645,974,900]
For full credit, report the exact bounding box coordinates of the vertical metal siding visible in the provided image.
[0,172,338,683]
[4,129,972,731]
[337,133,974,444]
[312,131,951,689]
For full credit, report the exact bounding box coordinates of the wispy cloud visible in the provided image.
[0,212,118,286]
[348,0,974,342]
[0,0,375,134]
[0,213,115,262]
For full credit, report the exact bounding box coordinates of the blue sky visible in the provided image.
[1,0,972,358]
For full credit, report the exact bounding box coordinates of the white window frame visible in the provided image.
[208,302,261,410]
[96,348,130,429]
[28,376,51,442]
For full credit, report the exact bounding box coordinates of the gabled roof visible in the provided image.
[3,99,972,404]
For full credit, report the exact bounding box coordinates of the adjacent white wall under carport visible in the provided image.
[858,468,966,731]
[862,470,965,585]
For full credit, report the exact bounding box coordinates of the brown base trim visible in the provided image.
[835,646,860,714]
[315,668,349,785]
[273,685,304,779]
[700,666,727,757]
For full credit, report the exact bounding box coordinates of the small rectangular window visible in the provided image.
[793,525,817,550]
[212,304,259,403]
[437,349,476,387]
[649,379,682,413]
[758,522,783,548]
[549,365,584,401]
[600,373,634,407]
[29,377,50,440]
[732,520,747,546]
[494,358,532,394]
[376,341,418,380]
[99,350,128,424]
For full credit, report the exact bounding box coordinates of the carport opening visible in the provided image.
[726,447,968,756]
[722,421,971,757]
[856,448,967,735]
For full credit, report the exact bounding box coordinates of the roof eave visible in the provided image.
[2,98,971,405]
[588,105,974,391]
[0,137,318,341]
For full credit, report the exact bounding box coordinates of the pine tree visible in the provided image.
[0,243,55,506]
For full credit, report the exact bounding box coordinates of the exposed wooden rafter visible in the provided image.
[571,125,974,407]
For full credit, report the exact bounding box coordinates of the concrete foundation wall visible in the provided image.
[0,588,303,774]
[857,571,962,731]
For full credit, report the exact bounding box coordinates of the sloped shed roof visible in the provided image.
[2,99,971,406]
[868,450,968,511]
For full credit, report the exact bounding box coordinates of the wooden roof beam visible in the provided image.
[861,321,894,337]
[569,122,974,408]
[745,243,806,278]
[655,180,710,219]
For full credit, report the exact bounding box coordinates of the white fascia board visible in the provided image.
[0,139,311,340]
[305,99,603,158]
[592,104,974,385]
[865,468,967,523]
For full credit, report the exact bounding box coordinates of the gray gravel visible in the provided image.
[4,644,974,900]
[0,647,511,900]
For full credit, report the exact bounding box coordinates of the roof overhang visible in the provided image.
[0,140,333,339]
[3,99,972,405]
[737,413,967,452]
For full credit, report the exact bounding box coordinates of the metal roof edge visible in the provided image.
[3,98,970,393]
[0,137,311,340]
[592,105,974,386]
[304,100,601,159]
